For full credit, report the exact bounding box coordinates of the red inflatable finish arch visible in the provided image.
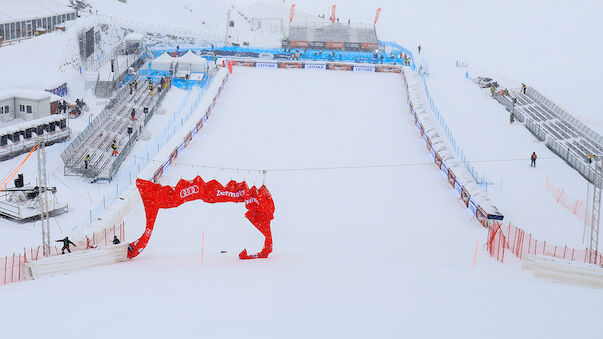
[128,177,275,260]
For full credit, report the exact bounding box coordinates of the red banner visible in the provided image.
[374,8,382,25]
[331,5,336,23]
[290,4,295,22]
[128,177,275,260]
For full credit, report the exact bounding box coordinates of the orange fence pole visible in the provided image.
[473,240,478,269]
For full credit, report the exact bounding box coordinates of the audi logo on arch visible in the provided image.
[180,185,199,198]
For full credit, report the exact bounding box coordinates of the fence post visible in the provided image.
[11,253,15,283]
[18,254,22,281]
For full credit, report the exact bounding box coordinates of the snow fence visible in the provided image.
[0,223,124,286]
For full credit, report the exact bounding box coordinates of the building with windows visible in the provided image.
[0,0,76,43]
[0,89,58,122]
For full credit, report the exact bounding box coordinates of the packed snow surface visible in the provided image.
[1,68,601,338]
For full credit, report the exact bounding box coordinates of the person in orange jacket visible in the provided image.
[530,152,537,167]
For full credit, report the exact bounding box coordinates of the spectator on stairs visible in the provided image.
[111,139,118,156]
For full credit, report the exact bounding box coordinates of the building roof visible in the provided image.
[0,0,74,24]
[0,89,51,102]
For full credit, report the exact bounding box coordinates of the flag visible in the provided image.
[331,5,336,23]
[290,4,295,23]
[374,8,382,25]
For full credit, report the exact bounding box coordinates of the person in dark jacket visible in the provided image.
[131,108,136,121]
[531,152,537,167]
[56,237,76,254]
[113,235,121,245]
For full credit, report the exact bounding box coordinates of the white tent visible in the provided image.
[176,51,208,72]
[151,52,174,71]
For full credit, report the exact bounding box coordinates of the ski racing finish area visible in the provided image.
[1,67,602,338]
[129,177,274,259]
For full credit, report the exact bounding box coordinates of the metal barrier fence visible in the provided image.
[524,119,546,141]
[417,71,492,191]
[545,137,601,185]
[151,40,416,68]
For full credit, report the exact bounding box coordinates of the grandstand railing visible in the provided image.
[80,71,215,225]
[99,79,173,181]
[60,75,140,167]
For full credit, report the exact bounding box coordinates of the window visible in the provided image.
[52,16,56,29]
[10,22,16,40]
[4,106,8,113]
[0,106,3,114]
[26,105,32,113]
[0,25,4,40]
[19,105,25,112]
[16,21,21,38]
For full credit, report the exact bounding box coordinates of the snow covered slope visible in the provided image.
[233,0,603,132]
[1,67,602,338]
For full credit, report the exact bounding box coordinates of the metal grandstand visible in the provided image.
[284,22,378,51]
[61,77,171,182]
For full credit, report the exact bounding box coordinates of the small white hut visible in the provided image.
[0,89,57,122]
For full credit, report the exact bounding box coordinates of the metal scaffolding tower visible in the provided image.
[37,140,51,256]
[589,156,602,264]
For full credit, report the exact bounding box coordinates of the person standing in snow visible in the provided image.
[56,237,76,254]
[418,44,421,54]
[113,235,121,245]
[510,112,515,124]
[530,152,537,167]
[521,83,527,94]
[84,154,90,169]
[131,108,136,121]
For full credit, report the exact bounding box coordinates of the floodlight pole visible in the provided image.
[588,155,602,264]
[37,139,51,256]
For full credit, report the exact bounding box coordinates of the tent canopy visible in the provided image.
[176,51,207,72]
[151,52,174,71]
